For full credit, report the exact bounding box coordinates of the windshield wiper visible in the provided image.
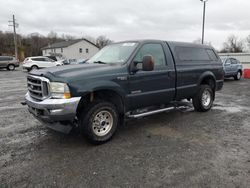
[93,61,107,64]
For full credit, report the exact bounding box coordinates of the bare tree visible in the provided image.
[61,34,75,40]
[0,31,16,56]
[47,31,59,44]
[246,35,250,50]
[220,35,244,53]
[0,31,112,59]
[96,35,112,48]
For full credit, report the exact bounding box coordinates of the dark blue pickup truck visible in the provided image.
[24,40,224,143]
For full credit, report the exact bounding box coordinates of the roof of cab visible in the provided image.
[114,39,213,49]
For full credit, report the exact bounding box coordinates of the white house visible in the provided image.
[41,39,99,60]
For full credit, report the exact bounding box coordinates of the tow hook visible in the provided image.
[21,101,27,106]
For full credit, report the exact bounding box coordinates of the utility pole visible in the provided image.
[8,15,18,59]
[200,0,208,44]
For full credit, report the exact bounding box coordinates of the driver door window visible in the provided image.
[134,43,166,69]
[230,58,237,64]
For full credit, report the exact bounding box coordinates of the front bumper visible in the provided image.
[25,93,81,133]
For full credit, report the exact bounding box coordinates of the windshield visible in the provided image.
[88,42,138,64]
[220,57,226,63]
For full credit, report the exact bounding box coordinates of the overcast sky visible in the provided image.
[0,0,250,50]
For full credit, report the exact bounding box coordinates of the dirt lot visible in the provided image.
[0,69,249,187]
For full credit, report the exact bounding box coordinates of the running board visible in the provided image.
[127,107,175,118]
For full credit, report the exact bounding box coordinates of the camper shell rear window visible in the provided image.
[175,46,210,61]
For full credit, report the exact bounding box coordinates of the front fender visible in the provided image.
[70,80,126,98]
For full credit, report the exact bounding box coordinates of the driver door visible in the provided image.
[127,43,176,110]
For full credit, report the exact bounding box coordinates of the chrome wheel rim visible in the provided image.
[202,90,211,107]
[32,66,38,70]
[9,65,14,70]
[92,110,113,136]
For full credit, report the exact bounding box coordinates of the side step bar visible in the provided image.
[127,107,175,118]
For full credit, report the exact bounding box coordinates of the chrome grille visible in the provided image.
[27,75,49,100]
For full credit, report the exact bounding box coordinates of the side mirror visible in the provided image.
[142,55,154,71]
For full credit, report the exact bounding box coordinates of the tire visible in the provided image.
[7,64,15,71]
[79,100,119,144]
[192,85,214,112]
[234,71,241,80]
[31,65,38,70]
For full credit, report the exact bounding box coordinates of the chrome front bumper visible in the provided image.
[25,92,81,133]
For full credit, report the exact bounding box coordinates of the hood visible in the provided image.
[29,63,124,82]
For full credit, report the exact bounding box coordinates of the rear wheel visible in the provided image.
[234,71,241,80]
[79,101,119,144]
[192,85,214,112]
[7,64,15,71]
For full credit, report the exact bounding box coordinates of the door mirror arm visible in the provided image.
[130,61,141,74]
[130,56,155,74]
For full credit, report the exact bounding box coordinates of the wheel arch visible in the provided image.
[7,63,15,66]
[7,63,15,68]
[76,88,125,118]
[198,71,216,92]
[31,64,39,68]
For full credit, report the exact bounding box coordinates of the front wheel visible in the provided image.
[234,71,241,80]
[192,85,214,112]
[79,101,119,144]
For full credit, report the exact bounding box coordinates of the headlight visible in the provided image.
[50,82,71,99]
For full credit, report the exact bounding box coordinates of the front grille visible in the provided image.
[27,76,49,100]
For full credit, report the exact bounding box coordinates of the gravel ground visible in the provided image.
[0,68,249,187]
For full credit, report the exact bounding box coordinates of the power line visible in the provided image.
[8,15,18,59]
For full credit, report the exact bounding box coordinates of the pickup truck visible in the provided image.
[24,40,224,144]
